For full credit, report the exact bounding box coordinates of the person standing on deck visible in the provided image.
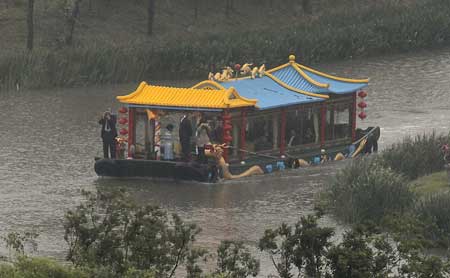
[179,114,193,161]
[99,110,117,159]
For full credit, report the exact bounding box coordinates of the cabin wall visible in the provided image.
[227,95,354,160]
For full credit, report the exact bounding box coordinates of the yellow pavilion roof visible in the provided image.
[117,82,257,110]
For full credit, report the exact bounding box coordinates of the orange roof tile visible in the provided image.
[117,82,257,110]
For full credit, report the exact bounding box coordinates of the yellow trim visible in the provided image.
[265,72,329,99]
[266,62,329,88]
[117,81,147,101]
[298,63,370,83]
[191,80,225,90]
[291,63,329,88]
[266,63,290,74]
[226,87,258,105]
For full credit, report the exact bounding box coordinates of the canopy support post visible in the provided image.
[240,110,247,161]
[280,109,286,155]
[128,107,135,157]
[352,92,357,141]
[222,110,232,163]
[320,103,327,147]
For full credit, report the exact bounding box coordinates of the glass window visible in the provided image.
[286,106,319,147]
[334,103,351,139]
[245,113,274,152]
[325,102,351,141]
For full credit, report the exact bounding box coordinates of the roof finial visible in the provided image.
[289,54,296,63]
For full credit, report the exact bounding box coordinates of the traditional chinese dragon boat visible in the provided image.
[94,55,379,182]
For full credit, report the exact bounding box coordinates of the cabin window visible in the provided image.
[326,102,351,141]
[285,106,319,147]
[245,113,277,152]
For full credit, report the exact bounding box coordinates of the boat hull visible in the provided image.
[94,158,217,182]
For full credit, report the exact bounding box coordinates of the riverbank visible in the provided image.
[1,0,450,91]
[412,170,450,196]
[320,132,450,249]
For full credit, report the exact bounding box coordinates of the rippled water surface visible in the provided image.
[1,48,450,276]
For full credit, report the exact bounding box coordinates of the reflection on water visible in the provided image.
[1,48,450,275]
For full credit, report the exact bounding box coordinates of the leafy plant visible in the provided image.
[259,214,334,278]
[215,240,259,278]
[63,189,202,277]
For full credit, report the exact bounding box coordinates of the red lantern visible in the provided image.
[118,118,128,125]
[119,128,128,135]
[118,107,128,114]
[234,64,241,72]
[357,91,368,98]
[357,101,367,109]
[358,111,367,120]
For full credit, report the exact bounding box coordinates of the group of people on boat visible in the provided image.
[177,113,222,163]
[98,109,223,163]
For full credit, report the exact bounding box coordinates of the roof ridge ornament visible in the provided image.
[289,54,296,63]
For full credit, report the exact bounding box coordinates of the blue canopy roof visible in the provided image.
[192,55,369,110]
[300,67,368,94]
[220,76,323,110]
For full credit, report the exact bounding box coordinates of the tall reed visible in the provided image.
[1,0,450,90]
[382,132,449,180]
[415,193,450,245]
[326,157,414,224]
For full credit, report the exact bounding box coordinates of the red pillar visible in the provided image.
[320,103,327,147]
[128,107,135,156]
[351,92,357,141]
[222,110,232,163]
[280,109,286,155]
[240,110,247,161]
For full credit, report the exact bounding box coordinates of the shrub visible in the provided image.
[326,157,414,224]
[0,256,88,278]
[381,132,449,180]
[415,193,450,246]
[215,240,259,278]
[63,190,202,277]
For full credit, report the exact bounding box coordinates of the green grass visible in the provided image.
[411,171,450,196]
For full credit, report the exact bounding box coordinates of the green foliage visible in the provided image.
[215,240,259,278]
[258,214,334,278]
[415,193,450,246]
[327,231,395,278]
[326,156,414,224]
[63,189,202,277]
[0,256,89,278]
[2,0,450,90]
[3,231,38,258]
[382,132,449,180]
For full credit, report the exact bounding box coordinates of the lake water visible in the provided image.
[1,48,450,276]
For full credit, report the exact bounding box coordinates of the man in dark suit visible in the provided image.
[179,114,193,161]
[99,110,118,159]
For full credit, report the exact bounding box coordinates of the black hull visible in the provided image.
[94,158,216,182]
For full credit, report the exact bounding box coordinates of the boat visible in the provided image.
[94,55,379,182]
